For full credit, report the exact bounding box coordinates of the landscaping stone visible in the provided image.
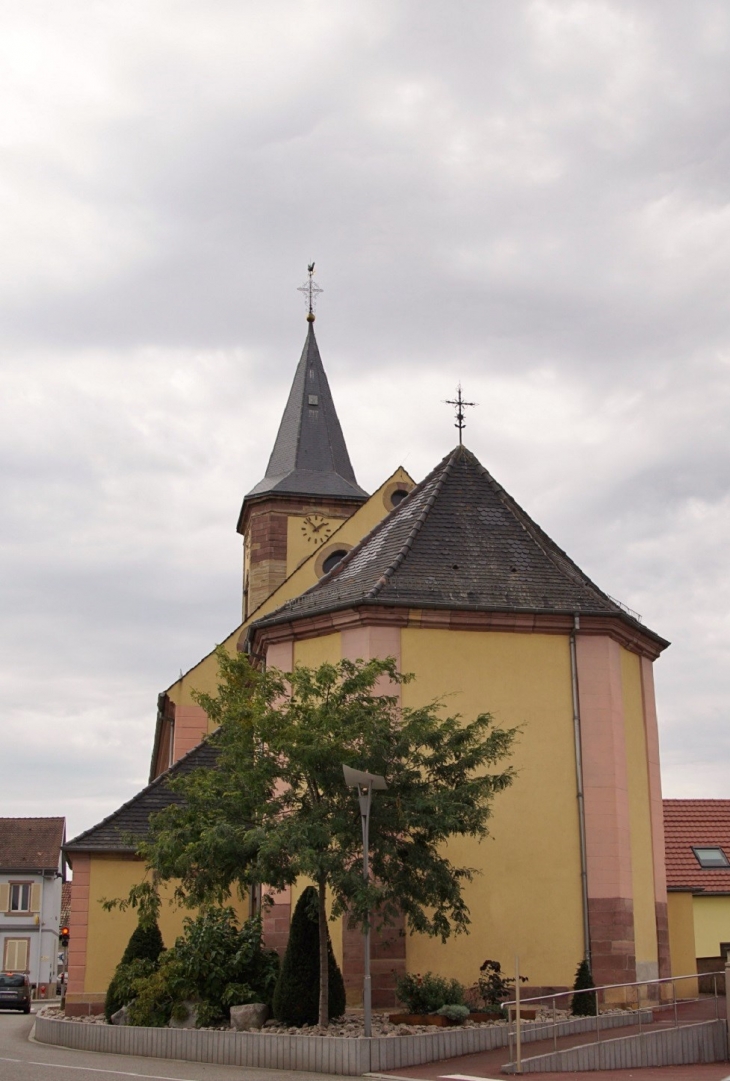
[110,1006,131,1026]
[230,1003,269,1031]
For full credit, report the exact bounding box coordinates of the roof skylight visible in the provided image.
[692,846,730,868]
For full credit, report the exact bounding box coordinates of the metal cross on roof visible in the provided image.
[297,262,324,322]
[444,384,477,444]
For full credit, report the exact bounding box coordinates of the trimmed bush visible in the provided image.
[120,918,164,966]
[104,916,164,1021]
[396,971,465,1014]
[571,959,597,1016]
[272,886,346,1026]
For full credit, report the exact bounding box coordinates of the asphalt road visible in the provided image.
[0,1008,343,1081]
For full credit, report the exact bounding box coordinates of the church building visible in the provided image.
[64,294,673,1016]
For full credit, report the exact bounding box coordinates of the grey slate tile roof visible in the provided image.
[65,741,219,855]
[242,323,368,505]
[0,817,65,871]
[251,444,667,645]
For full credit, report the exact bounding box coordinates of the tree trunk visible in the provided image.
[318,873,329,1028]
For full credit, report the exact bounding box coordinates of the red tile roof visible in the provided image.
[664,800,730,893]
[0,817,65,871]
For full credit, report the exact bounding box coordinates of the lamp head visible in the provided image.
[342,764,387,790]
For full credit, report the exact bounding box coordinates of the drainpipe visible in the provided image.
[36,872,45,995]
[570,613,591,963]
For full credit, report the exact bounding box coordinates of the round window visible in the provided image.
[390,489,410,506]
[322,549,348,575]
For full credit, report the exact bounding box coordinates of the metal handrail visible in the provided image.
[503,970,713,1074]
[504,970,702,1009]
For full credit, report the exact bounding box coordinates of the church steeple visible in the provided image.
[237,309,367,618]
[241,322,367,506]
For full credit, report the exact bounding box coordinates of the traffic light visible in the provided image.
[59,927,70,947]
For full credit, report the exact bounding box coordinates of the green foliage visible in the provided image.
[436,1003,470,1022]
[104,909,278,1027]
[133,651,516,1024]
[571,959,597,1017]
[127,952,186,1027]
[120,918,164,966]
[396,971,465,1014]
[104,958,156,1022]
[476,959,527,1008]
[272,887,345,1026]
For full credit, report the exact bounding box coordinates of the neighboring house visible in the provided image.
[664,799,730,993]
[0,817,66,993]
[65,308,671,1015]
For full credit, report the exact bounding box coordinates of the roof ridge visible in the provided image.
[364,447,459,601]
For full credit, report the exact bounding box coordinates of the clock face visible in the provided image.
[300,513,334,546]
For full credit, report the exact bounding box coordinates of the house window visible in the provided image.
[692,846,730,868]
[9,883,31,912]
[2,938,29,972]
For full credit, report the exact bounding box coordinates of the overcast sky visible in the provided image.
[1,0,729,841]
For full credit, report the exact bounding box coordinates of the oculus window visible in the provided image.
[692,846,730,868]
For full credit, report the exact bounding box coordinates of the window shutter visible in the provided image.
[0,883,9,913]
[4,939,28,971]
[30,883,41,913]
[16,939,29,971]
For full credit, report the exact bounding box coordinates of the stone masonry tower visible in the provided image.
[236,318,367,618]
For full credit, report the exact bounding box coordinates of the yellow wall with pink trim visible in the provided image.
[398,627,584,990]
[84,856,249,995]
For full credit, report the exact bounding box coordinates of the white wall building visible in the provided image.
[0,818,65,994]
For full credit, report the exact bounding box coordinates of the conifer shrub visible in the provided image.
[120,918,164,966]
[571,959,597,1016]
[272,886,346,1026]
[104,915,164,1021]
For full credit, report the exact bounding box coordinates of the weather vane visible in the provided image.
[297,262,323,322]
[444,384,477,444]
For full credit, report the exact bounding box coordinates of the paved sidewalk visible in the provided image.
[378,1065,730,1080]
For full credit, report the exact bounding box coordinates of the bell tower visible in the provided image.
[236,270,367,618]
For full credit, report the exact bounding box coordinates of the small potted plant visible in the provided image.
[391,972,468,1026]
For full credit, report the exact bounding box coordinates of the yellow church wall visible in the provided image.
[620,648,659,981]
[399,628,583,990]
[294,633,341,668]
[692,895,730,959]
[85,856,250,995]
[666,892,698,997]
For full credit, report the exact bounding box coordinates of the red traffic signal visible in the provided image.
[59,927,70,947]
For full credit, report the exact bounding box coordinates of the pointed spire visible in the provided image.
[241,323,367,511]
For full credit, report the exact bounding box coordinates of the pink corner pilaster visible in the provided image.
[576,634,636,985]
[640,655,671,978]
[172,704,209,763]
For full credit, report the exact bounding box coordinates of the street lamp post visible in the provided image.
[343,764,387,1038]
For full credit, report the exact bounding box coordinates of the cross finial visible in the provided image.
[444,384,477,444]
[297,262,323,322]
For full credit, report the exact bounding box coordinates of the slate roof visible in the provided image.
[0,817,65,871]
[251,444,667,646]
[65,741,219,855]
[664,800,730,893]
[240,323,368,512]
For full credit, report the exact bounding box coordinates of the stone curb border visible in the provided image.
[503,1019,728,1073]
[34,1010,650,1076]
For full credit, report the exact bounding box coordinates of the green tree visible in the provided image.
[571,958,597,1016]
[135,651,517,1027]
[272,886,346,1025]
